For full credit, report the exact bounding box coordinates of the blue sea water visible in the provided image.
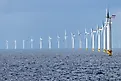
[0,49,121,81]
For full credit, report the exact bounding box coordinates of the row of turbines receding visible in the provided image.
[5,9,115,56]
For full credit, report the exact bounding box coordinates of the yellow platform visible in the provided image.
[98,49,100,52]
[92,48,94,51]
[107,50,112,56]
[86,48,88,51]
[103,49,107,53]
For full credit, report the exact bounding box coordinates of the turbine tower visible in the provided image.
[30,38,34,49]
[71,33,75,49]
[23,40,25,49]
[97,25,101,52]
[103,9,108,53]
[106,9,116,56]
[98,24,103,52]
[91,28,96,51]
[40,37,43,49]
[78,30,82,49]
[57,35,60,49]
[14,40,16,49]
[85,29,89,50]
[48,36,52,49]
[64,30,67,48]
[6,40,8,49]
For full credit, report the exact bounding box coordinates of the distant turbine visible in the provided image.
[6,40,8,49]
[97,25,101,52]
[23,40,25,49]
[57,35,60,48]
[40,37,43,49]
[48,36,52,49]
[14,40,16,49]
[91,28,96,51]
[85,29,89,50]
[30,38,34,49]
[78,30,82,49]
[103,19,107,53]
[64,30,67,48]
[71,33,75,49]
[97,25,103,52]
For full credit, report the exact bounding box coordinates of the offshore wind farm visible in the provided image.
[3,9,115,56]
[0,0,121,80]
[0,8,120,81]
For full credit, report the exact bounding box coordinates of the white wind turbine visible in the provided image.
[91,28,96,51]
[57,35,60,49]
[14,40,17,49]
[23,40,25,49]
[97,25,101,52]
[6,40,8,49]
[85,28,89,50]
[40,37,43,49]
[78,30,82,49]
[30,38,34,49]
[71,33,75,49]
[64,30,68,48]
[48,36,52,49]
[97,24,103,52]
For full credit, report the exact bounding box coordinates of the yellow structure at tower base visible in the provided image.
[92,48,94,51]
[103,49,107,53]
[98,49,100,52]
[107,50,112,56]
[86,48,88,51]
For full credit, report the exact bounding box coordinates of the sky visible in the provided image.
[0,0,120,49]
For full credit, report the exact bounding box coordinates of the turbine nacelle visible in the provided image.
[57,35,60,39]
[71,33,75,38]
[6,40,8,43]
[31,39,34,42]
[40,37,43,41]
[78,30,81,36]
[49,36,52,40]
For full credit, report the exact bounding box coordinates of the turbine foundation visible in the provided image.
[107,50,112,56]
[98,49,100,52]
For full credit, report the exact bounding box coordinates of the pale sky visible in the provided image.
[0,0,120,49]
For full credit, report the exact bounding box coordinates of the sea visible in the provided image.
[0,48,121,81]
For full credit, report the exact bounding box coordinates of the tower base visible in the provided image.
[107,50,112,56]
[103,49,107,53]
[92,48,94,51]
[98,49,100,52]
[86,48,88,51]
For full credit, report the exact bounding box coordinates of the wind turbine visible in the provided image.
[40,37,43,49]
[48,36,52,49]
[14,40,16,49]
[23,40,25,49]
[97,24,103,52]
[106,9,116,56]
[85,29,89,51]
[97,25,101,52]
[103,10,108,53]
[6,40,8,49]
[57,35,60,49]
[91,28,96,51]
[30,38,34,49]
[78,30,82,49]
[64,30,67,48]
[71,33,75,49]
